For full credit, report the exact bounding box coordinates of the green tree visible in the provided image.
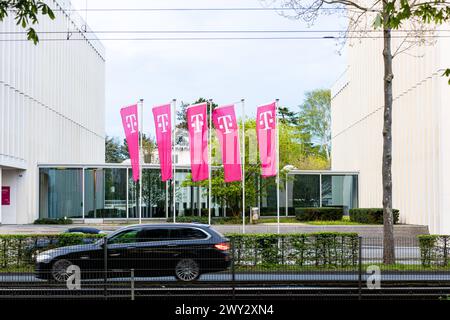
[298,89,332,160]
[182,166,263,217]
[0,0,55,44]
[275,0,450,264]
[105,136,125,163]
[182,115,328,215]
[273,105,329,170]
[177,98,218,130]
[142,169,166,216]
[121,134,156,163]
[278,106,298,125]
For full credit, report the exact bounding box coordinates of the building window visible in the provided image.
[39,168,83,219]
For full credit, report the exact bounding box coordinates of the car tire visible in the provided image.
[174,258,200,282]
[50,259,73,283]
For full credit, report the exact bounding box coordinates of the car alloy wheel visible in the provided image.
[51,259,73,283]
[175,258,200,282]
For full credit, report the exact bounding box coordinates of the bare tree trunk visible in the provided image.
[382,5,396,264]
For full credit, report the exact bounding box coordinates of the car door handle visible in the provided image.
[167,244,178,247]
[109,253,121,257]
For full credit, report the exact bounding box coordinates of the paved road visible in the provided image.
[1,272,450,284]
[0,223,429,239]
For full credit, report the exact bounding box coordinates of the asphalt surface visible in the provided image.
[1,272,450,284]
[0,223,429,239]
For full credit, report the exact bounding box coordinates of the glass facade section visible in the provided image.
[84,168,127,218]
[291,174,321,208]
[39,168,83,219]
[39,167,358,220]
[321,175,358,214]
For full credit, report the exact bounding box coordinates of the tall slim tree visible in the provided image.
[274,0,450,264]
[0,0,55,44]
[105,136,125,163]
[299,89,331,160]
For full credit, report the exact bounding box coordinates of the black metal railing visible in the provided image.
[0,236,449,300]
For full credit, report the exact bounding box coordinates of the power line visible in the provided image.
[1,35,449,42]
[1,29,449,34]
[7,7,349,12]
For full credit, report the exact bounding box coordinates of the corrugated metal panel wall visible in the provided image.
[0,0,105,223]
[331,26,450,234]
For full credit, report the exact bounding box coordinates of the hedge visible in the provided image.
[0,232,359,271]
[418,235,449,267]
[33,218,73,225]
[295,207,343,222]
[228,232,359,268]
[349,208,400,224]
[170,216,210,224]
[259,207,296,216]
[0,234,104,270]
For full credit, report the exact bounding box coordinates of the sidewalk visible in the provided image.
[0,223,429,238]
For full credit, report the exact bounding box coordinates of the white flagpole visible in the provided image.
[172,99,177,223]
[165,181,169,219]
[241,99,246,234]
[139,98,144,225]
[208,99,213,226]
[276,99,280,234]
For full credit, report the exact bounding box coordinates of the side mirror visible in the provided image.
[99,237,107,247]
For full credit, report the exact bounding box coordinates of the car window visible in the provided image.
[138,228,170,242]
[108,229,140,244]
[169,228,208,240]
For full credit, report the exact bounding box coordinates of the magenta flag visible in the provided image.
[120,104,140,182]
[212,105,242,183]
[187,103,209,182]
[256,102,277,178]
[152,104,173,182]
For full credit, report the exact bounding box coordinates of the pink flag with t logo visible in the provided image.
[212,105,242,183]
[120,104,140,182]
[152,104,172,182]
[187,103,209,182]
[256,102,277,178]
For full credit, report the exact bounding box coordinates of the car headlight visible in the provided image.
[36,254,52,263]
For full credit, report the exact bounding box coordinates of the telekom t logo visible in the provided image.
[217,115,233,134]
[191,114,204,133]
[125,114,138,134]
[157,114,169,133]
[259,110,274,130]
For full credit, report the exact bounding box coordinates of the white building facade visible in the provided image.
[0,0,105,224]
[331,26,450,234]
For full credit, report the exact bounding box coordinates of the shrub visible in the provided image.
[295,207,343,222]
[259,207,296,216]
[169,216,209,224]
[349,208,400,224]
[0,234,104,270]
[33,218,73,225]
[0,232,359,271]
[228,232,359,268]
[168,216,249,225]
[418,235,449,267]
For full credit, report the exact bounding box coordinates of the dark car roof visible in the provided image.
[121,223,211,230]
[108,223,223,239]
[66,227,101,234]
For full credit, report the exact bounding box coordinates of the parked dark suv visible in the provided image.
[35,224,231,282]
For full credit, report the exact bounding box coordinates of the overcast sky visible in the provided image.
[70,0,348,139]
